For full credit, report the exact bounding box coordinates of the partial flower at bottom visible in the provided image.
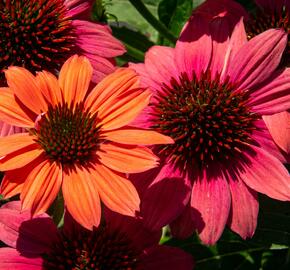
[0,201,194,270]
[0,55,173,230]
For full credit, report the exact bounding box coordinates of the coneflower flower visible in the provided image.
[130,16,290,244]
[0,55,173,230]
[0,201,194,270]
[0,0,125,84]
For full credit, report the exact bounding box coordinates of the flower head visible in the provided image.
[131,16,290,244]
[0,54,173,230]
[0,201,194,270]
[0,0,125,84]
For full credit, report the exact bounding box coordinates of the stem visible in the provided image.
[195,247,266,265]
[128,0,177,43]
[126,43,145,61]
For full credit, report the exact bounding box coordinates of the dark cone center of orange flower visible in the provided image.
[0,0,76,81]
[153,71,259,170]
[32,102,101,165]
[246,5,290,66]
[43,226,140,270]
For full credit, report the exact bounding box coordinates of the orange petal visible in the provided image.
[62,165,101,230]
[0,155,45,198]
[0,88,34,127]
[0,133,35,156]
[21,159,62,215]
[36,71,62,106]
[100,89,151,130]
[5,67,48,114]
[85,68,139,113]
[92,162,140,216]
[0,145,44,171]
[98,142,159,173]
[0,176,24,199]
[102,127,174,145]
[59,55,92,105]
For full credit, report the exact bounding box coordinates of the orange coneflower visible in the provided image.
[0,55,173,230]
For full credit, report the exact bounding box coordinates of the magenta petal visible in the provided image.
[170,204,196,239]
[104,209,161,250]
[175,14,212,80]
[191,171,231,245]
[73,20,125,58]
[239,145,290,201]
[140,163,191,231]
[227,175,259,239]
[140,246,194,270]
[263,111,290,154]
[0,248,43,270]
[0,207,29,248]
[0,207,57,254]
[85,54,116,83]
[227,29,287,90]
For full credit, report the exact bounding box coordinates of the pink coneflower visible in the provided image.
[0,0,125,84]
[0,201,194,270]
[131,16,290,245]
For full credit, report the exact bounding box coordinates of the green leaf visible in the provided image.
[157,0,205,46]
[111,24,155,63]
[250,195,290,246]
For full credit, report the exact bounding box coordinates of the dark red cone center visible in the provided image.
[32,102,100,165]
[153,71,259,170]
[0,0,76,82]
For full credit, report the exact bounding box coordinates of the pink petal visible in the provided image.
[251,119,287,163]
[85,54,116,83]
[175,13,212,80]
[144,46,179,91]
[209,17,230,76]
[227,29,287,90]
[0,207,57,254]
[263,111,290,154]
[221,17,247,79]
[248,68,290,114]
[0,122,25,137]
[140,246,194,270]
[227,174,259,239]
[0,248,43,270]
[129,63,162,94]
[73,20,125,58]
[190,170,231,245]
[139,163,191,231]
[239,145,290,201]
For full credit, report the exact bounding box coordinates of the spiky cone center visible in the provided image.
[43,226,140,270]
[31,102,101,165]
[153,71,259,171]
[0,0,76,82]
[246,6,290,66]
